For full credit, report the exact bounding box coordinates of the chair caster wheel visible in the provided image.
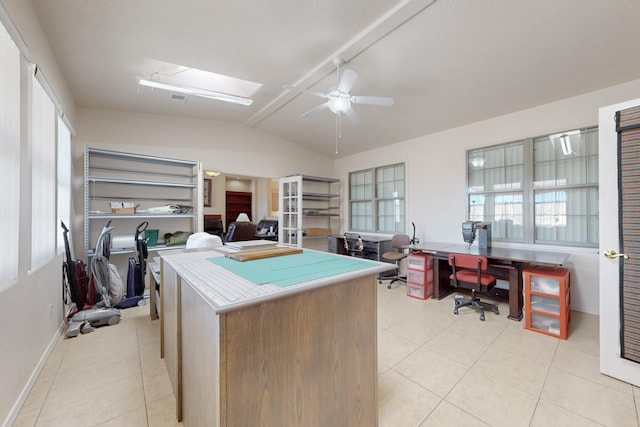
[453,309,458,315]
[480,316,485,321]
[494,309,499,315]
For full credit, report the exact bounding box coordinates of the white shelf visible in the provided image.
[88,213,197,220]
[279,175,340,249]
[84,147,203,260]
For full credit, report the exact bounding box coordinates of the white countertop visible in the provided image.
[160,249,395,314]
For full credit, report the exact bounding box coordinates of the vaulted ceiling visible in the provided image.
[32,0,640,157]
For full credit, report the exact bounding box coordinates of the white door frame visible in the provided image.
[599,97,640,386]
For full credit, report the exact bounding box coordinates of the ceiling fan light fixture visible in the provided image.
[327,97,351,114]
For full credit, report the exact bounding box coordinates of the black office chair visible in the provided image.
[343,232,366,257]
[379,234,411,289]
[448,253,499,321]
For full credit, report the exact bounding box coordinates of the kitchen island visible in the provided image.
[159,248,394,426]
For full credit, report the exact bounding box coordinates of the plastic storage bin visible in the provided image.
[406,253,433,271]
[407,269,433,285]
[530,294,560,315]
[406,253,434,300]
[407,282,433,300]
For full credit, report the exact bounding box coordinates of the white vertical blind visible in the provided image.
[30,76,56,270]
[57,116,71,253]
[0,21,20,285]
[533,127,599,245]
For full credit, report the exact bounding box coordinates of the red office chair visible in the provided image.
[448,253,499,321]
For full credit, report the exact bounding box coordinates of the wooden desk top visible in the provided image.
[407,242,570,266]
[330,233,393,243]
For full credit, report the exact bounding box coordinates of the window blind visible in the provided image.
[57,116,71,253]
[30,76,56,271]
[0,21,20,285]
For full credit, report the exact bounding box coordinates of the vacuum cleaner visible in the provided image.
[66,221,121,337]
[115,221,148,309]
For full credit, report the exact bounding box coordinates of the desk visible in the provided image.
[408,243,570,320]
[148,257,161,320]
[160,249,394,426]
[254,232,278,241]
[328,234,393,262]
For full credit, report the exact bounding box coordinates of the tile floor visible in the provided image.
[12,283,640,426]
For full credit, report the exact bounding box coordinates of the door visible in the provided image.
[278,176,302,247]
[599,98,640,386]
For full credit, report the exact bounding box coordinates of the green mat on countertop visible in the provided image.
[208,250,374,287]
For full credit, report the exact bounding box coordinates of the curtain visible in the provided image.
[617,105,640,363]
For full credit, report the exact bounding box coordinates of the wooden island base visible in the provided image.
[161,252,381,427]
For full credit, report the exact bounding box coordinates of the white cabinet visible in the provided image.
[84,147,202,258]
[278,175,340,250]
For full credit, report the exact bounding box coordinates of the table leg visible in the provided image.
[508,265,524,320]
[432,256,453,300]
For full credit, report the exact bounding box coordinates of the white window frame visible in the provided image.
[349,163,406,233]
[466,127,599,247]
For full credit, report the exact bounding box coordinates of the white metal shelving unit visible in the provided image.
[84,147,203,259]
[278,174,340,250]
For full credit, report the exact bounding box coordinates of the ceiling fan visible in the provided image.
[283,58,394,153]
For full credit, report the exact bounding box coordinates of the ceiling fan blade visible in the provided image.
[283,85,328,98]
[338,69,358,93]
[351,95,394,106]
[345,106,361,123]
[301,102,329,118]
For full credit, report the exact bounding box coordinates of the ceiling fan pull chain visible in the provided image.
[335,115,340,154]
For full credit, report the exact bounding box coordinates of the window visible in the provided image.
[350,163,405,233]
[0,20,20,285]
[30,75,57,270]
[468,142,524,241]
[467,127,598,247]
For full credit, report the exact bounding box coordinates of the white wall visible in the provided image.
[0,0,75,123]
[0,2,75,426]
[72,107,336,252]
[334,78,640,315]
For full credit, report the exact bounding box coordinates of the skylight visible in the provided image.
[138,59,262,105]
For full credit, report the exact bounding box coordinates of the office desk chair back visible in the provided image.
[448,253,499,321]
[343,232,365,257]
[380,234,411,289]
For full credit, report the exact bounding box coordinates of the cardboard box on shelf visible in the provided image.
[110,202,139,214]
[305,228,333,236]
